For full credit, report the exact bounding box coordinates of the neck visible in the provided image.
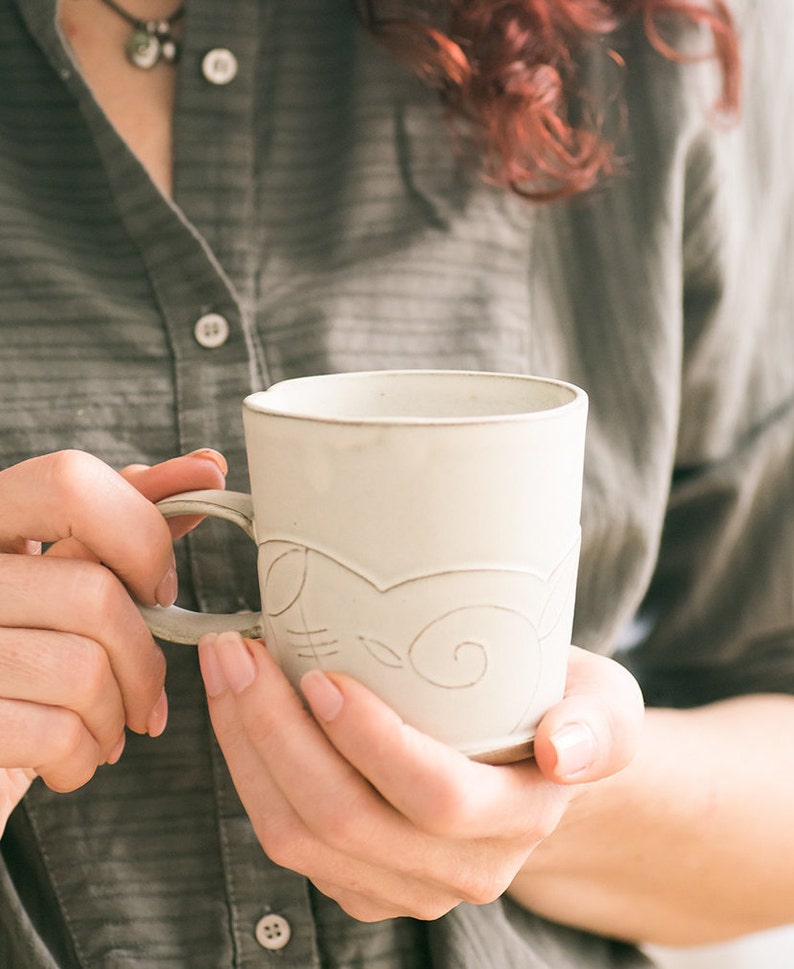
[92,0,186,70]
[58,0,180,196]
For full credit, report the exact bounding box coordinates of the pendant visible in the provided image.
[125,21,181,70]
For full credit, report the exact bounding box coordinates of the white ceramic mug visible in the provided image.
[139,370,588,763]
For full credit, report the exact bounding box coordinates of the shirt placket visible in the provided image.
[21,0,268,617]
[174,4,322,966]
[23,2,322,965]
[210,733,322,968]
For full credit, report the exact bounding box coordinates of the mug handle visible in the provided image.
[137,489,264,645]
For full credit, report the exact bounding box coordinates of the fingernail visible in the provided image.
[301,669,344,722]
[200,631,256,697]
[154,563,178,608]
[107,732,126,765]
[147,690,169,738]
[550,722,597,778]
[189,448,228,476]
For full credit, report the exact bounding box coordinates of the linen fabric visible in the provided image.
[0,0,792,966]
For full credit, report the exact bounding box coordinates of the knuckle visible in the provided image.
[63,637,113,703]
[41,760,98,794]
[47,450,107,503]
[458,869,509,907]
[311,878,459,923]
[405,896,458,921]
[320,809,363,853]
[42,761,98,794]
[443,844,530,908]
[36,712,100,793]
[416,777,477,838]
[47,709,89,762]
[57,559,128,633]
[340,900,385,923]
[82,562,126,617]
[259,823,310,874]
[318,886,388,923]
[314,793,377,854]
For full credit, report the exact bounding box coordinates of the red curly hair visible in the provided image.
[355,1,740,199]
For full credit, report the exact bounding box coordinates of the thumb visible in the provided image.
[533,645,645,784]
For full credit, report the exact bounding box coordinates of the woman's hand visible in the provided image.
[0,447,227,834]
[199,632,643,922]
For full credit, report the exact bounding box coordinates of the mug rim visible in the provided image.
[243,369,587,426]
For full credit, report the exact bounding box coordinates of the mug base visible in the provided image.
[466,736,535,765]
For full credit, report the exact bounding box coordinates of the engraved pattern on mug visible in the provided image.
[260,537,580,748]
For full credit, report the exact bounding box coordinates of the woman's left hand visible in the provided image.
[199,634,643,922]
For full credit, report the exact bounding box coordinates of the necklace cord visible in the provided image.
[96,0,186,68]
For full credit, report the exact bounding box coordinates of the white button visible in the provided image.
[202,48,239,86]
[254,913,291,951]
[193,312,229,349]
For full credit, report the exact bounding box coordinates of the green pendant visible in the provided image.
[125,28,161,70]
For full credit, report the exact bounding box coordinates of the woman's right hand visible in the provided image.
[0,448,226,834]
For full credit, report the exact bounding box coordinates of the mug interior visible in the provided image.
[246,370,583,423]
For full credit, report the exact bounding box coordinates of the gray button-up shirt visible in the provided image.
[1,0,792,966]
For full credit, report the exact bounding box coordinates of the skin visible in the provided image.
[511,694,794,945]
[9,0,790,949]
[196,627,794,942]
[198,633,642,923]
[58,0,179,195]
[0,448,227,820]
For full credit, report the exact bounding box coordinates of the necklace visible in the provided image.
[97,0,186,70]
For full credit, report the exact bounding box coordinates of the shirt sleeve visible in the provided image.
[619,0,794,707]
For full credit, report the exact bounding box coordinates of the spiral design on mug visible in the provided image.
[408,605,535,690]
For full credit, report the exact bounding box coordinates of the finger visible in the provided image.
[300,668,568,842]
[45,450,228,562]
[120,449,227,499]
[44,536,99,563]
[532,645,645,784]
[0,697,103,793]
[0,627,126,757]
[121,449,228,539]
[306,881,405,923]
[0,451,176,607]
[0,768,37,831]
[307,876,460,923]
[0,537,40,555]
[199,633,412,846]
[0,553,166,735]
[199,633,537,904]
[204,691,460,920]
[199,638,463,919]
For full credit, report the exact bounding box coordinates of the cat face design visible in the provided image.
[258,539,579,751]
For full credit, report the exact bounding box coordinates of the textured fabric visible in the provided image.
[0,0,792,966]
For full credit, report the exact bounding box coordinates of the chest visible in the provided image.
[57,0,177,194]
